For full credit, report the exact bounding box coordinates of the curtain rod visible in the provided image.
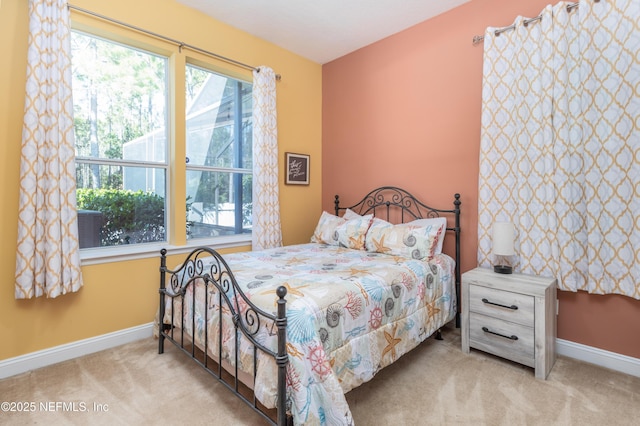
[472,1,592,45]
[67,4,281,80]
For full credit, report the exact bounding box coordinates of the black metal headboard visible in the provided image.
[334,186,461,327]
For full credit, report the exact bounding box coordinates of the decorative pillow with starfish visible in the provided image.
[311,211,345,245]
[311,211,373,250]
[365,217,444,260]
[336,213,373,250]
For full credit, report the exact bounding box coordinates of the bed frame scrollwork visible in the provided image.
[158,187,461,425]
[158,248,289,425]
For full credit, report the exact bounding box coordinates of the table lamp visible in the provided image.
[492,221,514,274]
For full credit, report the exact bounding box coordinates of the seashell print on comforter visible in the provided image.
[163,243,456,425]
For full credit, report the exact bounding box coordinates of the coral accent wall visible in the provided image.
[322,0,640,358]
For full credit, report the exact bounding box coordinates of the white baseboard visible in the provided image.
[0,322,154,380]
[1,325,638,380]
[556,338,640,378]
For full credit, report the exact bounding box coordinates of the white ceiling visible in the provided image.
[175,0,471,64]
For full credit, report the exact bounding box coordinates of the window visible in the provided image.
[70,27,254,254]
[185,65,252,240]
[71,30,169,249]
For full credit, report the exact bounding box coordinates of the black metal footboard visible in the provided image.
[158,248,289,426]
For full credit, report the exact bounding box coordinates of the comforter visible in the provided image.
[163,243,456,425]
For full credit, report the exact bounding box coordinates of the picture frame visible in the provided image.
[285,152,310,185]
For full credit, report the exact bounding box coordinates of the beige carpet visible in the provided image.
[2,325,639,425]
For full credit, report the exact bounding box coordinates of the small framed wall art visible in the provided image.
[285,152,310,185]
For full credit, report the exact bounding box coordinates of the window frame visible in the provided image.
[71,17,253,266]
[71,28,171,257]
[184,62,254,242]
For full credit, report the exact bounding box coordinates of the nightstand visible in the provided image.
[461,267,557,379]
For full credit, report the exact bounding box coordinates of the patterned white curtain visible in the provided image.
[252,66,283,250]
[478,0,640,299]
[15,0,83,299]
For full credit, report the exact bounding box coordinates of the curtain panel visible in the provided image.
[15,0,84,299]
[478,0,640,299]
[251,66,283,250]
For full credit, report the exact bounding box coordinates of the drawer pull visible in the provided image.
[482,326,518,340]
[482,298,518,310]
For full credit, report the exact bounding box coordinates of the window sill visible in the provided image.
[79,235,252,266]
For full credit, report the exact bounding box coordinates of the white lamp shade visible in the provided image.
[492,222,515,256]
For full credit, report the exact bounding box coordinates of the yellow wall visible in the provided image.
[0,0,322,361]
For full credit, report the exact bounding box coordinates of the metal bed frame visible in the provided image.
[158,186,461,425]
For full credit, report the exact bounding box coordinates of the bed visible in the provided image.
[158,186,461,425]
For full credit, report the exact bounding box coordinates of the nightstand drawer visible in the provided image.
[469,312,535,367]
[469,285,534,327]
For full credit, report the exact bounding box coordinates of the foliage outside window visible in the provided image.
[71,30,169,248]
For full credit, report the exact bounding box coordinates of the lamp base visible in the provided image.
[493,265,513,274]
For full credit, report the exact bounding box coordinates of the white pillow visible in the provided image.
[410,217,447,254]
[343,208,362,220]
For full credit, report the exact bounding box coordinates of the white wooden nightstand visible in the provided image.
[461,267,557,379]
